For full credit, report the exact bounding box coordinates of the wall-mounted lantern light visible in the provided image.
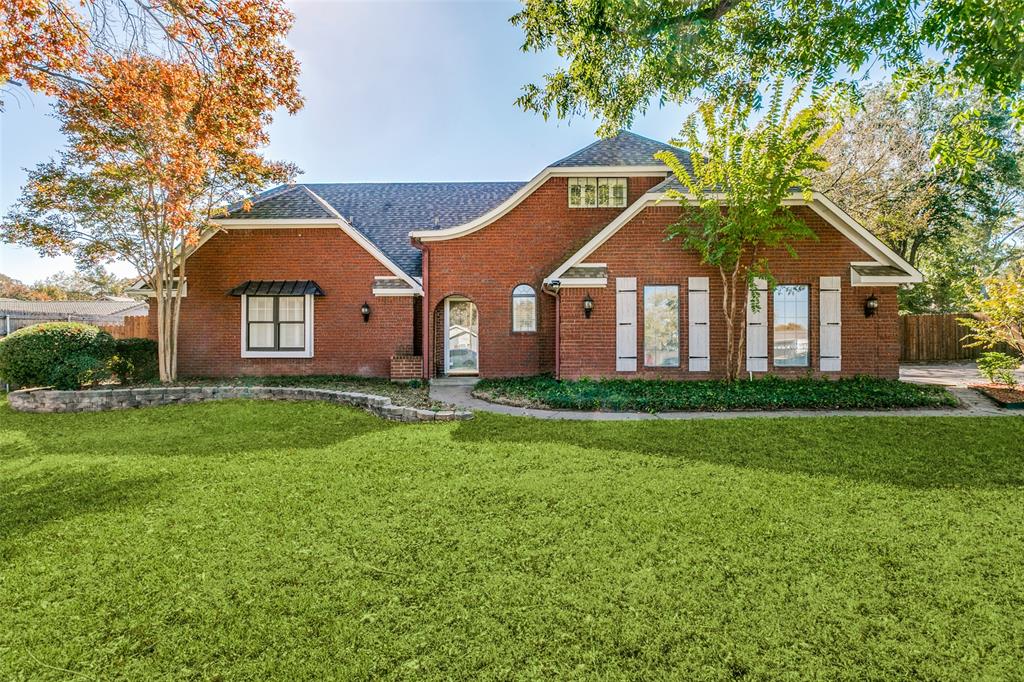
[361,302,371,323]
[864,294,879,318]
[583,294,594,319]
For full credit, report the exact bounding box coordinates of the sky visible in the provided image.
[0,0,691,284]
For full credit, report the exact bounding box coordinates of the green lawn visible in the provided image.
[2,401,1023,680]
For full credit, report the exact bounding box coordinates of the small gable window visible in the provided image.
[568,178,627,208]
[512,284,537,332]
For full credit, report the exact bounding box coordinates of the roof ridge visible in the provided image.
[298,185,343,219]
[547,136,607,167]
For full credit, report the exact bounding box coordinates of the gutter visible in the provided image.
[412,238,430,380]
[542,281,561,380]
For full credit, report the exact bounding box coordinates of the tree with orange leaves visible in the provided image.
[1,0,302,381]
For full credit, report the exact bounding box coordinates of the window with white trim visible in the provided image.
[773,285,809,367]
[568,178,627,208]
[643,285,680,367]
[512,284,537,332]
[243,295,313,356]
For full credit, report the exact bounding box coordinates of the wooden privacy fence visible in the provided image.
[899,313,1015,362]
[99,315,151,339]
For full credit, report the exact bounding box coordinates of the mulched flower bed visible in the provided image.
[971,384,1024,409]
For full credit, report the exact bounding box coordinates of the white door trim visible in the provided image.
[444,297,479,376]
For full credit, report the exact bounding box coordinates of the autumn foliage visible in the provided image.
[1,0,303,380]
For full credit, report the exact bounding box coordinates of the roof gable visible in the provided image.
[549,131,688,168]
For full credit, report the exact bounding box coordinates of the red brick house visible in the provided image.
[138,132,921,381]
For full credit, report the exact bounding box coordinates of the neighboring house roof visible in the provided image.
[549,131,689,169]
[222,182,525,277]
[0,298,148,318]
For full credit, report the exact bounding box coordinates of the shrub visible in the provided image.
[109,337,158,384]
[977,352,1020,386]
[474,375,957,411]
[0,322,115,389]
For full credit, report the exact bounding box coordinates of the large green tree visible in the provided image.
[816,80,1023,312]
[513,0,1024,166]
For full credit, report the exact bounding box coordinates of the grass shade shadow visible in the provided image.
[451,414,1024,490]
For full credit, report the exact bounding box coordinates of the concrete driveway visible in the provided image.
[900,361,1024,388]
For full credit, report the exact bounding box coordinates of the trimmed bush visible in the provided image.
[0,322,115,389]
[109,337,159,384]
[977,352,1020,386]
[474,375,958,412]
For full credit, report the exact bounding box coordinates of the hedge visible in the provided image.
[109,337,159,384]
[474,375,958,412]
[0,322,115,390]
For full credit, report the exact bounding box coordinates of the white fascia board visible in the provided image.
[546,190,924,284]
[409,166,669,242]
[372,289,419,297]
[850,262,921,287]
[556,278,608,288]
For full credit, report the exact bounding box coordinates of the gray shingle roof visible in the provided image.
[549,131,688,168]
[226,182,525,277]
[222,132,692,278]
[228,185,335,220]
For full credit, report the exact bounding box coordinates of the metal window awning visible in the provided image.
[229,280,325,296]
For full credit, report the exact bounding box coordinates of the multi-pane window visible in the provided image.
[643,285,680,367]
[246,295,306,351]
[512,284,537,332]
[568,178,627,208]
[773,285,809,367]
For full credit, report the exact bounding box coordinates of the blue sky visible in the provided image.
[0,0,691,283]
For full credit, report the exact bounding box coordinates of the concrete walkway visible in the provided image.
[430,364,1019,420]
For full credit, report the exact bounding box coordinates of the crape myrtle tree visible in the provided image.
[0,1,303,382]
[512,0,1024,170]
[655,81,840,381]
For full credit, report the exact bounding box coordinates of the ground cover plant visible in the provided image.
[474,375,957,412]
[2,400,1023,679]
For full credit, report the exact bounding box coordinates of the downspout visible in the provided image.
[542,282,561,380]
[413,238,430,381]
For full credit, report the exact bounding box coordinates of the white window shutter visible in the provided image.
[819,276,842,372]
[616,277,637,372]
[688,277,710,372]
[746,278,769,372]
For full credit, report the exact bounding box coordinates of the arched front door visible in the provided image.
[444,297,479,375]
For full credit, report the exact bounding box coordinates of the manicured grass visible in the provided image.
[2,401,1023,679]
[137,374,440,408]
[475,375,958,411]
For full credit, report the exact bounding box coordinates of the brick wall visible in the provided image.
[152,227,415,378]
[423,175,667,377]
[390,354,423,381]
[558,205,900,380]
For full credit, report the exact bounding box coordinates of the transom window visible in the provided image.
[568,177,627,208]
[773,285,809,367]
[643,285,680,367]
[245,295,308,353]
[512,284,537,332]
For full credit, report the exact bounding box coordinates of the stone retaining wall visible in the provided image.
[7,386,472,422]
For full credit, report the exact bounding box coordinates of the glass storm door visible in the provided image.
[445,299,479,375]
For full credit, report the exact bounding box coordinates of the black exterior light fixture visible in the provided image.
[864,294,879,318]
[583,294,594,319]
[361,302,371,322]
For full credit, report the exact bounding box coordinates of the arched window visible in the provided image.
[512,284,537,332]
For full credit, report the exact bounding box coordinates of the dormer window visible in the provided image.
[568,178,627,208]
